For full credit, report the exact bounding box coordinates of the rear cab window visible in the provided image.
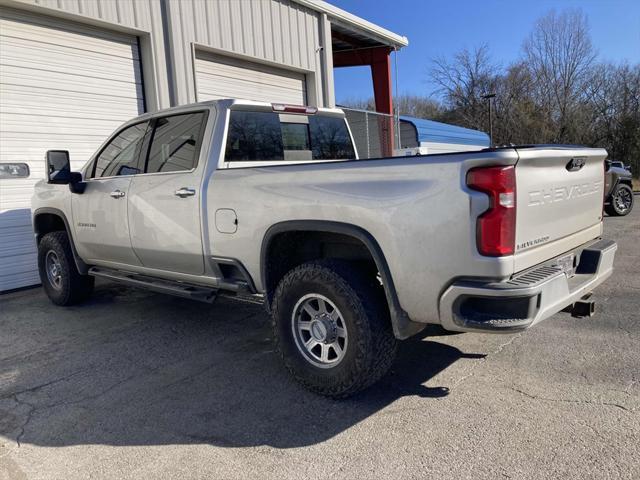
[224,110,355,166]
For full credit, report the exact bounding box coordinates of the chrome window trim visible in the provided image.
[83,167,198,182]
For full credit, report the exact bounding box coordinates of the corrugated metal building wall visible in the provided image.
[0,0,335,291]
[4,0,327,109]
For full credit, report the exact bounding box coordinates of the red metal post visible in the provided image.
[333,47,395,155]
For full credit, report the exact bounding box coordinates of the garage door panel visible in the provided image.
[0,34,141,65]
[197,77,306,106]
[1,66,143,100]
[0,9,140,60]
[197,76,305,102]
[1,114,136,136]
[1,48,141,86]
[0,8,145,291]
[1,85,145,118]
[196,57,306,90]
[195,51,306,105]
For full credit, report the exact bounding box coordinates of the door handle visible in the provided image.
[174,187,196,198]
[110,190,125,199]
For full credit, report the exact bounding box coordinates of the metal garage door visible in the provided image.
[0,8,145,291]
[195,50,306,105]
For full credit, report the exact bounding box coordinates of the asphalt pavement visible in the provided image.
[1,207,638,479]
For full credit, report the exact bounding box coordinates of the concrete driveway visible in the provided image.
[1,208,638,480]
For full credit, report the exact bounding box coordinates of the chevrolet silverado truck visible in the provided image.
[32,99,617,397]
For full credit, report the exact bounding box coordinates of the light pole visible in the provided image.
[481,93,496,146]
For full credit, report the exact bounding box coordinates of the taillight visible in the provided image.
[467,165,516,256]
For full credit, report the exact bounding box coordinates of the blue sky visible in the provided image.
[331,0,640,103]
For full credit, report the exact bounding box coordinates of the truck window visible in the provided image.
[145,112,206,174]
[308,116,355,160]
[224,111,355,162]
[224,111,284,161]
[93,121,148,178]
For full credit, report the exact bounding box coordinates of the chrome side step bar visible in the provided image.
[88,267,217,303]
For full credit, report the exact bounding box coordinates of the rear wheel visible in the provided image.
[271,260,397,398]
[605,183,633,216]
[38,231,94,305]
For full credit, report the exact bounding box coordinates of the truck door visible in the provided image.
[127,111,208,275]
[71,121,149,266]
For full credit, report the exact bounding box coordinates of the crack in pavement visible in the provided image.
[507,386,636,413]
[10,395,36,448]
[0,370,85,401]
[451,332,523,389]
[3,361,176,448]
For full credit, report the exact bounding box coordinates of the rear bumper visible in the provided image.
[439,239,617,333]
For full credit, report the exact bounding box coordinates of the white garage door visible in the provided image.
[0,8,145,291]
[195,51,306,105]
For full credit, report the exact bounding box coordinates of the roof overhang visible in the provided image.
[293,0,409,50]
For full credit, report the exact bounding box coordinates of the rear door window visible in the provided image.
[224,111,355,163]
[145,112,207,174]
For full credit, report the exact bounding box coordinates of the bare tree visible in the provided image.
[430,45,498,132]
[587,63,640,172]
[394,95,443,118]
[337,97,375,111]
[342,8,639,177]
[523,9,597,142]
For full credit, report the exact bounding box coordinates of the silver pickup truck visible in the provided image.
[32,99,617,397]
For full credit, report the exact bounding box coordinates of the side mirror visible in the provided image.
[45,150,85,193]
[604,159,612,172]
[46,150,71,184]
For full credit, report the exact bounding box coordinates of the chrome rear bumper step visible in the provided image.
[439,238,617,333]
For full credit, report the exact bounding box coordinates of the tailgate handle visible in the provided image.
[566,157,586,172]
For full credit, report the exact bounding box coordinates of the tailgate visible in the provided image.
[513,146,606,272]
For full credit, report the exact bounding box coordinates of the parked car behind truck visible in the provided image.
[604,160,634,216]
[32,99,617,397]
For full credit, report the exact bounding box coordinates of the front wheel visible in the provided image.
[271,261,397,398]
[605,183,634,216]
[38,231,94,305]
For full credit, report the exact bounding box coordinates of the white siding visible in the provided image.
[0,7,145,291]
[167,0,322,105]
[195,51,306,105]
[7,0,169,110]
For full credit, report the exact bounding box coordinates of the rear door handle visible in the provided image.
[175,187,196,198]
[110,190,125,199]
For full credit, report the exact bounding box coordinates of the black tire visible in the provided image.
[271,260,397,398]
[605,183,634,216]
[38,231,94,306]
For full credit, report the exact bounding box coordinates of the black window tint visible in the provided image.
[224,111,284,161]
[94,122,148,178]
[146,112,205,173]
[308,116,355,160]
[224,111,355,162]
